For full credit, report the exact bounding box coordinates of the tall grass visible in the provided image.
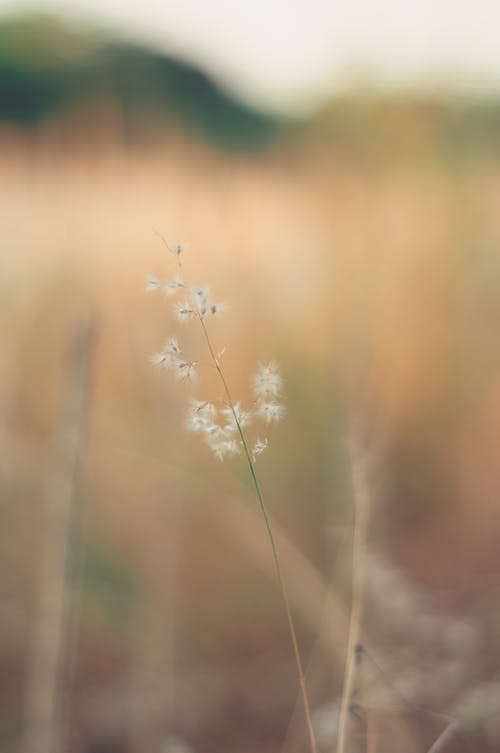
[146,242,318,753]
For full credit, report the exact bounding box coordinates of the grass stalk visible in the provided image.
[198,316,318,753]
[22,316,95,753]
[336,428,371,753]
[426,720,460,753]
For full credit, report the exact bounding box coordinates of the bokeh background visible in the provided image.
[1,3,500,752]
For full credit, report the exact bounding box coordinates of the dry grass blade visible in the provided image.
[21,315,96,753]
[426,720,460,753]
[336,425,372,753]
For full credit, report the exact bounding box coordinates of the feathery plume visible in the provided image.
[145,275,161,292]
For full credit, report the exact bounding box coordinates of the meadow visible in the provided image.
[1,84,500,752]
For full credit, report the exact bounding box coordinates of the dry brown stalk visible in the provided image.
[336,426,372,753]
[22,316,96,753]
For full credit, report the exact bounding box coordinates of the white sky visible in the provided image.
[2,0,500,113]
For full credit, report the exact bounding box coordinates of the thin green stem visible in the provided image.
[198,316,318,753]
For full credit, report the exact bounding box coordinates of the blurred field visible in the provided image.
[2,37,500,751]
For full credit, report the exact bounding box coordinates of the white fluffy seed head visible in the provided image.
[252,438,268,460]
[186,400,218,432]
[150,351,171,367]
[174,300,195,322]
[163,337,181,355]
[206,423,232,440]
[257,401,285,424]
[173,359,198,382]
[145,275,161,292]
[208,437,241,461]
[252,361,283,400]
[192,286,210,317]
[164,276,185,295]
[186,412,210,432]
[189,400,217,422]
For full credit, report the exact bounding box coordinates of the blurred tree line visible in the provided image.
[2,13,500,157]
[0,13,281,149]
